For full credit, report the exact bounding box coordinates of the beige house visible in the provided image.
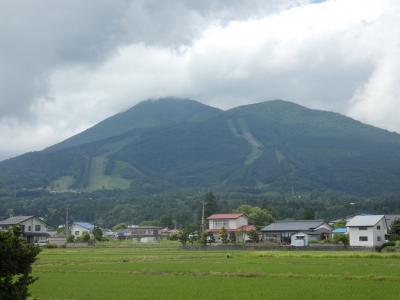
[0,215,49,243]
[347,215,387,248]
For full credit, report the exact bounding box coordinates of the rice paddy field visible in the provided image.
[30,241,400,300]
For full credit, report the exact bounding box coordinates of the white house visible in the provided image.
[207,213,256,242]
[261,220,332,244]
[70,222,94,237]
[0,215,49,244]
[346,215,387,247]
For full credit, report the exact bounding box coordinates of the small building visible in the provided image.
[207,213,256,242]
[70,222,94,237]
[0,215,49,244]
[291,232,309,247]
[261,220,332,244]
[126,225,161,242]
[346,215,387,248]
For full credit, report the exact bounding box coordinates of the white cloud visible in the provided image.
[1,0,400,160]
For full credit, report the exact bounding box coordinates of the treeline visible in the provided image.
[1,188,400,228]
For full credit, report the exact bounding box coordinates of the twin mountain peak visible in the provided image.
[1,98,400,196]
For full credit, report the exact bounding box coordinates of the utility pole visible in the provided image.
[201,199,205,233]
[65,208,69,240]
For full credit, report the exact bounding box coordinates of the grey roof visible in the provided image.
[261,220,326,232]
[346,215,385,227]
[0,216,33,225]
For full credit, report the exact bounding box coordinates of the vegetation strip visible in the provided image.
[33,269,400,282]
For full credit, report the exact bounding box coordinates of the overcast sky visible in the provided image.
[1,0,400,160]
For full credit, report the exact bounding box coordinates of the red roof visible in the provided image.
[207,213,244,220]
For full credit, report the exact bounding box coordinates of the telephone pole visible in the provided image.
[65,208,69,240]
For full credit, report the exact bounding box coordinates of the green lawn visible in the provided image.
[30,242,400,300]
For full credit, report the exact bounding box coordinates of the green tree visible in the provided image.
[81,232,90,242]
[160,216,174,228]
[178,230,189,246]
[93,226,103,241]
[334,219,347,228]
[112,223,127,231]
[67,235,75,243]
[302,207,315,220]
[248,229,260,243]
[389,219,400,241]
[220,227,228,244]
[0,227,41,300]
[229,231,236,243]
[235,204,274,227]
[333,234,349,248]
[204,192,218,218]
[139,220,161,227]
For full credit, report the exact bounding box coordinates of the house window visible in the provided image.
[213,220,229,228]
[20,225,25,231]
[75,231,80,236]
[358,226,368,230]
[377,236,381,242]
[359,236,368,241]
[377,225,381,230]
[296,236,304,240]
[35,225,41,231]
[28,226,31,231]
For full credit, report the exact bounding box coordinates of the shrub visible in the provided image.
[46,243,58,249]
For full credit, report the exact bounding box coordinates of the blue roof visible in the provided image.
[73,222,94,230]
[333,227,347,233]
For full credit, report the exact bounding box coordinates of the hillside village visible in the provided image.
[1,212,399,251]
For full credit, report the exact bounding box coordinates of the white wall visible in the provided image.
[209,216,248,230]
[70,224,91,237]
[348,218,387,247]
[20,217,47,233]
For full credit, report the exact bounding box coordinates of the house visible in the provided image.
[346,215,387,247]
[261,220,332,244]
[207,213,256,242]
[70,222,94,237]
[0,215,49,244]
[125,225,161,242]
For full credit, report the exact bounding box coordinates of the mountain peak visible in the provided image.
[48,97,221,151]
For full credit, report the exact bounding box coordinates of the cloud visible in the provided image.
[1,0,399,160]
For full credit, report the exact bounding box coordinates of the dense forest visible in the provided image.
[1,186,400,228]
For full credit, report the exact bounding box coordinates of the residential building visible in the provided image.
[118,225,161,242]
[346,215,387,247]
[207,213,256,242]
[70,222,94,237]
[0,215,49,244]
[261,220,332,244]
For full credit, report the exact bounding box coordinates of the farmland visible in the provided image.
[30,242,400,300]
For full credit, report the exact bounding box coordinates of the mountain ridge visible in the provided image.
[1,98,400,196]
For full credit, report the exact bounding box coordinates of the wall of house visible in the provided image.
[348,218,387,247]
[71,224,91,237]
[209,216,248,230]
[20,218,47,234]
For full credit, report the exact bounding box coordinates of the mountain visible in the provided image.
[1,98,400,196]
[48,97,222,151]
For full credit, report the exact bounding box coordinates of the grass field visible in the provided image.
[30,241,400,300]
